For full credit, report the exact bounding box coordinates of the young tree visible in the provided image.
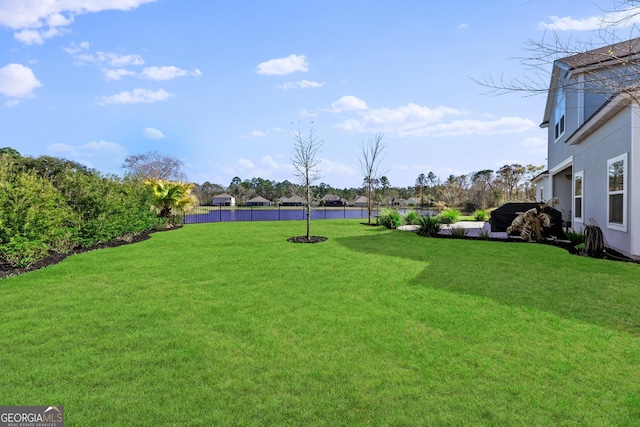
[359,133,387,224]
[291,124,323,240]
[122,151,187,181]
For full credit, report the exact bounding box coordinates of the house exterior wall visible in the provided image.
[550,100,637,257]
[571,108,631,255]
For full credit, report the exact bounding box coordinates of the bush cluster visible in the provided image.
[378,208,402,229]
[473,209,489,221]
[437,208,461,224]
[416,215,443,237]
[0,153,166,267]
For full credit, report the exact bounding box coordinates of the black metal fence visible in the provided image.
[182,205,378,224]
[180,205,438,225]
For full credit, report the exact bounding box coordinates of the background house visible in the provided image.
[280,195,306,206]
[246,196,271,206]
[320,194,347,207]
[536,37,640,259]
[352,196,369,207]
[211,193,235,206]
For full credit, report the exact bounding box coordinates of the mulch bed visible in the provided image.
[287,236,328,244]
[0,227,179,280]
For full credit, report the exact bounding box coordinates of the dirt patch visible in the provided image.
[287,236,328,244]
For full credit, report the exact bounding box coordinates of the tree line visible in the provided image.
[194,163,544,211]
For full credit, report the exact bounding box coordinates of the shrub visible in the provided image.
[403,210,420,225]
[450,225,468,238]
[473,209,489,221]
[438,208,461,225]
[417,215,442,237]
[566,229,585,246]
[0,237,49,268]
[378,208,402,229]
[477,228,491,240]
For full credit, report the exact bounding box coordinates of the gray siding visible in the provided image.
[570,107,633,255]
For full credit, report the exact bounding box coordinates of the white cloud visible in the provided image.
[260,155,291,171]
[522,136,547,155]
[140,66,202,80]
[143,127,166,139]
[539,8,640,31]
[14,29,44,45]
[75,51,145,67]
[0,0,156,44]
[0,63,42,98]
[333,101,534,137]
[395,116,536,137]
[48,140,127,170]
[96,88,173,105]
[103,68,136,81]
[277,80,324,90]
[326,95,369,113]
[64,41,90,54]
[298,108,317,118]
[256,54,308,75]
[318,158,356,176]
[457,23,468,29]
[237,158,255,169]
[335,103,464,133]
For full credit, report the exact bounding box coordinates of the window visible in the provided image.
[540,187,544,202]
[574,171,583,222]
[607,153,627,231]
[554,87,566,141]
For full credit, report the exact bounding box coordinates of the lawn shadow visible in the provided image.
[335,231,640,337]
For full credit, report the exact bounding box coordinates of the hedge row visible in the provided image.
[0,154,166,267]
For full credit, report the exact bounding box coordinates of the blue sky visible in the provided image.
[0,0,635,188]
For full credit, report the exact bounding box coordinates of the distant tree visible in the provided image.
[496,164,526,201]
[122,151,187,181]
[359,133,387,224]
[471,169,495,209]
[415,173,427,205]
[291,123,323,240]
[0,147,22,159]
[380,176,390,200]
[193,181,226,205]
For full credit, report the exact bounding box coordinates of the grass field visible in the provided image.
[1,219,639,425]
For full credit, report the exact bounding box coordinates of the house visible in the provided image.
[352,196,369,207]
[246,196,271,206]
[405,197,419,206]
[386,196,405,207]
[320,194,347,207]
[280,195,307,206]
[211,193,235,206]
[535,37,640,259]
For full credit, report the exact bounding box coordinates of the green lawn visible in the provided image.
[1,220,639,426]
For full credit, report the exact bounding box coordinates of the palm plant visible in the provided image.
[145,179,197,226]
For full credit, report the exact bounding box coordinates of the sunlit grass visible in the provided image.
[1,220,639,425]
